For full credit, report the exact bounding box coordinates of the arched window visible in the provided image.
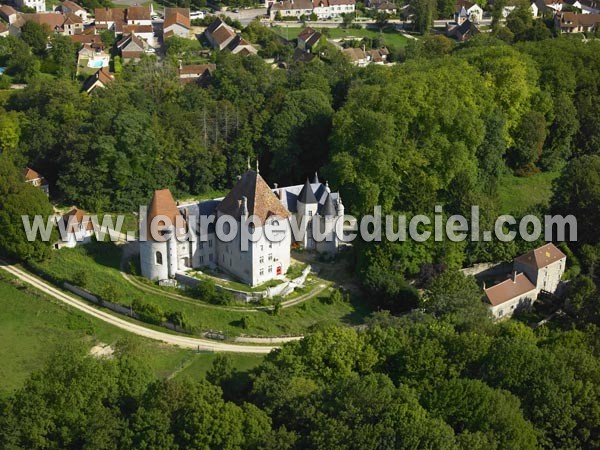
[156,251,163,265]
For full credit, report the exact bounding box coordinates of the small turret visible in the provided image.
[321,192,336,217]
[336,193,344,217]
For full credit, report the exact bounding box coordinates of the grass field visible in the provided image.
[0,270,265,395]
[273,26,409,49]
[497,171,559,217]
[29,243,371,337]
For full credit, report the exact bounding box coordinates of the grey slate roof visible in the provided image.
[320,192,336,216]
[298,179,317,204]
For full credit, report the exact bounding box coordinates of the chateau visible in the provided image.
[140,170,344,286]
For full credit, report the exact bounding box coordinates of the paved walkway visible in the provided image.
[0,261,279,354]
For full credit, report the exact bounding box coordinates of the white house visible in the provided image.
[57,208,95,248]
[484,243,566,319]
[58,0,88,21]
[15,0,46,13]
[455,0,483,22]
[140,170,344,286]
[269,0,355,18]
[502,0,539,17]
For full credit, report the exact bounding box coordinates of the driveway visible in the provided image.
[0,261,278,354]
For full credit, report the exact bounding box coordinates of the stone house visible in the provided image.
[484,243,566,319]
[163,7,190,39]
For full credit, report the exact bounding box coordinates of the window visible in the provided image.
[268,266,272,273]
[259,256,264,264]
[260,245,264,251]
[209,253,213,262]
[155,251,163,265]
[200,242,204,250]
[209,239,213,248]
[200,255,204,264]
[259,268,264,275]
[268,253,273,261]
[309,210,313,216]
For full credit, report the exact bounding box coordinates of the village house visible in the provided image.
[447,18,480,41]
[57,208,95,249]
[297,27,322,52]
[14,0,45,13]
[19,12,83,35]
[94,6,151,35]
[204,17,236,50]
[116,32,153,62]
[268,0,355,19]
[564,0,600,13]
[372,1,398,14]
[57,0,87,22]
[0,5,18,24]
[502,0,539,17]
[484,243,566,319]
[82,67,114,93]
[204,17,258,54]
[535,0,564,14]
[454,0,483,22]
[556,11,600,32]
[227,34,258,55]
[163,7,190,39]
[22,167,49,195]
[140,170,344,286]
[368,47,389,64]
[177,62,216,86]
[342,47,370,66]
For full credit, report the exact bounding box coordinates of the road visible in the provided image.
[0,261,279,354]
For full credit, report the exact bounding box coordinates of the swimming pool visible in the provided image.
[87,59,107,69]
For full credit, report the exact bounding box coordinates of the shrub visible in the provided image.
[72,270,90,289]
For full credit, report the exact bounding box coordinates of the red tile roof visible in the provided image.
[484,273,536,307]
[515,243,566,269]
[146,189,186,239]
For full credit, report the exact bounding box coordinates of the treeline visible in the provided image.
[2,271,600,449]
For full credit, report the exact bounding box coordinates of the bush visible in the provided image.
[188,279,233,305]
[72,270,90,289]
[132,299,165,325]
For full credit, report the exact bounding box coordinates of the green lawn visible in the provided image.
[0,270,193,395]
[29,242,371,338]
[273,26,409,49]
[497,171,559,217]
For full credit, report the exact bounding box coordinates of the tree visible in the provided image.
[0,110,21,152]
[551,155,600,245]
[423,270,492,331]
[20,21,49,56]
[0,153,56,261]
[507,110,546,172]
[410,0,435,34]
[48,34,76,78]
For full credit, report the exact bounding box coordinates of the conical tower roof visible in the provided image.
[298,178,317,204]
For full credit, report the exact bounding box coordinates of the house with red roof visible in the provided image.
[484,243,566,319]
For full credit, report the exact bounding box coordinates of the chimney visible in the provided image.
[274,182,278,189]
[241,196,248,219]
[482,281,486,290]
[512,271,517,283]
[178,58,182,70]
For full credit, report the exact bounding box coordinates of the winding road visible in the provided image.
[0,261,283,354]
